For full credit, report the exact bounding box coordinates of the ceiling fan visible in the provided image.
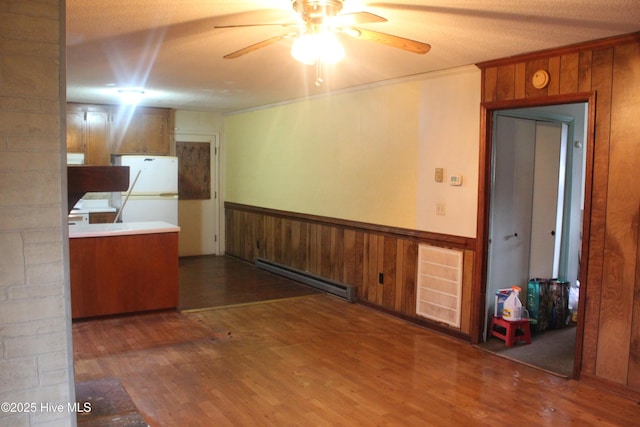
[217,0,431,80]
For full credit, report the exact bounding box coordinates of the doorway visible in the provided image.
[481,102,588,377]
[174,133,220,257]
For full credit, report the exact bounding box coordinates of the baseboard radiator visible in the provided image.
[255,258,356,303]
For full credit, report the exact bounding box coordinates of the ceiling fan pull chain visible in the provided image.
[315,59,324,86]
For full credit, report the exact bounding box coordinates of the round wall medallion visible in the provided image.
[532,69,550,89]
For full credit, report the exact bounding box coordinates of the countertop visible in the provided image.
[70,207,117,214]
[69,221,180,238]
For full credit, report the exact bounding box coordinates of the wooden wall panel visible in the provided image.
[281,218,293,267]
[514,63,526,99]
[483,67,498,102]
[578,50,593,92]
[225,203,475,337]
[342,229,357,285]
[582,47,614,375]
[596,42,640,383]
[307,223,321,275]
[320,225,333,279]
[366,234,381,304]
[382,236,397,310]
[351,231,365,292]
[547,56,560,96]
[460,249,475,333]
[631,219,640,390]
[334,228,345,282]
[496,64,515,100]
[477,33,640,395]
[376,235,385,306]
[396,239,418,316]
[559,53,579,94]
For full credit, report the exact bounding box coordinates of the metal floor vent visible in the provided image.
[255,258,356,303]
[416,245,463,328]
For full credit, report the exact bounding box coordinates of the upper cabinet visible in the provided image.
[66,103,170,165]
[66,104,111,166]
[111,106,169,155]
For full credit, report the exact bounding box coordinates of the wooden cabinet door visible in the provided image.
[68,103,170,161]
[111,106,169,154]
[66,108,85,153]
[85,110,111,165]
[141,108,169,154]
[111,106,142,154]
[66,104,111,165]
[89,212,117,224]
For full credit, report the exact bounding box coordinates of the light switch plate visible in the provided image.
[450,175,463,186]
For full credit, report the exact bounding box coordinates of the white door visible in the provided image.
[486,116,535,314]
[485,115,566,335]
[175,135,219,256]
[529,121,567,278]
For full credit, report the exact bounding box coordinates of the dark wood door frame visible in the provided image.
[471,92,596,379]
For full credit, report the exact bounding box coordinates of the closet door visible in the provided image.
[487,116,535,293]
[529,121,565,278]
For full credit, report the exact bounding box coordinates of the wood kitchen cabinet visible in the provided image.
[111,106,170,155]
[66,104,111,165]
[69,229,179,319]
[89,212,117,224]
[66,103,170,165]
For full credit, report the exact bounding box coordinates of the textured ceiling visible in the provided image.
[66,0,640,113]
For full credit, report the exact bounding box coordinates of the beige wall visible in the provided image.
[416,66,481,237]
[0,1,76,426]
[225,81,420,229]
[225,66,481,235]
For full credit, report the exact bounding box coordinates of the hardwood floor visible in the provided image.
[72,257,640,426]
[178,255,320,310]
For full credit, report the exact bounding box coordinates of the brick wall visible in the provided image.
[0,1,76,426]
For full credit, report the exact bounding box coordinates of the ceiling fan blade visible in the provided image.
[214,22,299,29]
[345,27,430,54]
[332,11,387,25]
[223,32,297,59]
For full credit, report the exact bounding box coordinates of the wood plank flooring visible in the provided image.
[73,259,640,426]
[178,255,320,310]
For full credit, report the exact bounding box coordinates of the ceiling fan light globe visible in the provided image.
[291,32,344,65]
[318,32,344,63]
[291,35,318,64]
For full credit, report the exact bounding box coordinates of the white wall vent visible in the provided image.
[416,244,463,328]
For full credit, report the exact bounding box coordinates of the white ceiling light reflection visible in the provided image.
[117,89,145,105]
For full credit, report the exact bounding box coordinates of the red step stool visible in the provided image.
[490,316,531,347]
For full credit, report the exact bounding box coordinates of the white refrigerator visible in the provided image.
[112,155,178,225]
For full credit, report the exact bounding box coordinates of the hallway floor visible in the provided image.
[479,325,576,378]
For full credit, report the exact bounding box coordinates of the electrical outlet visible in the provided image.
[436,203,446,216]
[435,168,444,183]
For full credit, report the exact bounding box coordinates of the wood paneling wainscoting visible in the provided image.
[225,202,476,338]
[476,32,640,397]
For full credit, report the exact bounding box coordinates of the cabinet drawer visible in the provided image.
[89,212,117,224]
